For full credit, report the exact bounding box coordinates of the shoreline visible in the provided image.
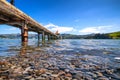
[0,47,120,80]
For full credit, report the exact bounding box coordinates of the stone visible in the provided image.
[36,77,45,80]
[0,78,3,80]
[72,73,83,80]
[23,67,31,74]
[53,77,61,80]
[39,68,46,74]
[13,67,23,74]
[35,68,46,76]
[58,71,65,76]
[24,76,32,79]
[97,77,109,80]
[65,69,70,73]
[51,74,58,77]
[30,78,35,80]
[96,72,103,77]
[105,69,114,74]
[65,73,72,77]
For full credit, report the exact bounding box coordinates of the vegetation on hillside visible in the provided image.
[61,31,120,39]
[0,31,120,39]
[109,31,120,39]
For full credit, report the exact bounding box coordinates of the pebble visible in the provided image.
[0,49,119,80]
[96,72,103,77]
[105,69,114,74]
[97,77,109,80]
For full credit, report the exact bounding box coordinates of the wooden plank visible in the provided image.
[0,15,9,21]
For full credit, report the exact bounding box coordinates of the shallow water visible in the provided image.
[0,39,120,67]
[50,39,120,68]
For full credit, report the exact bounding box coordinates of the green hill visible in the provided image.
[109,31,120,39]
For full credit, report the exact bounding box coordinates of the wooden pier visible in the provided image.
[0,0,58,46]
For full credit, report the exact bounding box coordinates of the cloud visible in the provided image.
[5,27,17,31]
[79,25,119,35]
[44,23,76,33]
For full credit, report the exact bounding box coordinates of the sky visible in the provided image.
[0,0,120,35]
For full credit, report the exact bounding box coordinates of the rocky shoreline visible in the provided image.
[0,47,120,80]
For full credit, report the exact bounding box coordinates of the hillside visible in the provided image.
[0,31,120,39]
[61,31,120,39]
[109,31,120,39]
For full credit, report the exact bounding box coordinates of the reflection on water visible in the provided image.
[0,39,120,66]
[0,39,120,79]
[0,39,120,56]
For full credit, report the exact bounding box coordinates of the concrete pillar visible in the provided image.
[42,31,45,43]
[21,22,28,46]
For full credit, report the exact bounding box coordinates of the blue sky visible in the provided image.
[0,0,120,35]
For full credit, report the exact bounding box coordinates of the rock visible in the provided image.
[63,77,70,80]
[52,69,59,74]
[24,76,32,79]
[84,75,92,80]
[39,68,46,74]
[72,79,77,80]
[23,67,31,74]
[0,61,8,66]
[65,69,70,73]
[30,78,35,80]
[58,71,65,76]
[11,66,16,69]
[105,69,114,74]
[0,78,3,80]
[36,77,46,80]
[35,68,46,76]
[13,67,23,74]
[97,77,109,80]
[46,72,52,76]
[72,73,83,80]
[51,74,58,77]
[65,73,72,77]
[103,52,110,54]
[87,72,97,78]
[95,65,101,70]
[96,72,103,77]
[54,77,61,80]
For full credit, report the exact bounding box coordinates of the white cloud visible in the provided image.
[44,23,76,33]
[5,27,17,31]
[79,25,119,35]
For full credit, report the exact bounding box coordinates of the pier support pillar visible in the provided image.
[37,33,40,47]
[53,36,56,40]
[50,35,53,40]
[48,34,50,41]
[38,33,40,42]
[21,22,28,46]
[42,31,45,43]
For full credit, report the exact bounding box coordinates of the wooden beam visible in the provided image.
[0,15,9,21]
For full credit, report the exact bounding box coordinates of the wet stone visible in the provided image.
[0,47,119,80]
[96,72,104,77]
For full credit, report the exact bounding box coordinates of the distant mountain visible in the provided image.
[0,34,21,39]
[0,34,38,39]
[60,31,120,39]
[0,31,120,39]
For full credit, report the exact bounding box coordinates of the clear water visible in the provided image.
[0,39,120,67]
